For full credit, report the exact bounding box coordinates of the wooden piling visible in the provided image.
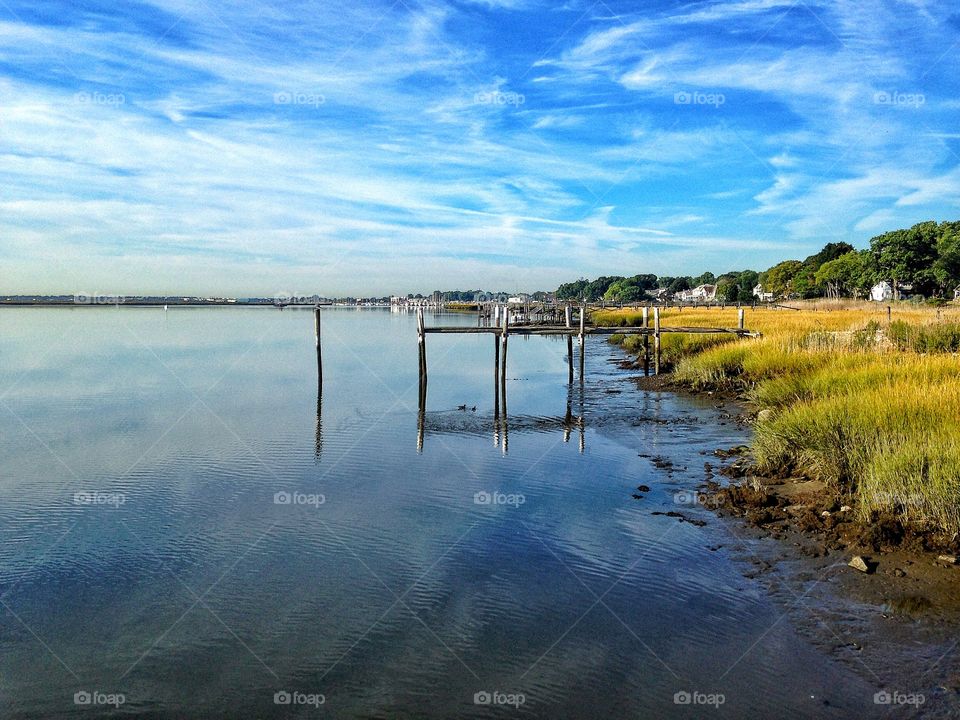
[578,303,586,382]
[500,310,509,450]
[565,305,574,384]
[494,331,501,400]
[417,307,427,405]
[738,307,745,330]
[642,306,650,376]
[500,307,509,394]
[654,307,661,375]
[314,306,323,386]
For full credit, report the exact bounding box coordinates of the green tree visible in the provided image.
[815,251,868,298]
[716,281,739,302]
[556,279,589,300]
[736,270,759,301]
[668,277,691,293]
[804,242,856,268]
[764,260,803,297]
[933,222,960,293]
[870,221,939,296]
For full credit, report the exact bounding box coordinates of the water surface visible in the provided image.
[0,308,876,718]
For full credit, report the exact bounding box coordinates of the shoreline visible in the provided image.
[615,350,960,712]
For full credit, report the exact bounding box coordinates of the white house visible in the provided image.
[752,284,774,302]
[678,284,717,302]
[870,281,893,302]
[954,285,960,301]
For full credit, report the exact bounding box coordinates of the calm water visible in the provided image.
[0,308,877,718]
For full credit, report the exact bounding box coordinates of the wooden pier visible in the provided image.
[416,304,753,381]
[313,304,756,453]
[412,303,755,451]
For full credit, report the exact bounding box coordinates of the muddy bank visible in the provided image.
[617,357,960,715]
[697,454,960,717]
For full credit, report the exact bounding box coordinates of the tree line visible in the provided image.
[556,220,960,302]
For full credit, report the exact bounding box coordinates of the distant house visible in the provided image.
[752,284,774,302]
[870,281,893,302]
[678,284,717,302]
[954,285,960,301]
[651,287,670,300]
[507,294,531,305]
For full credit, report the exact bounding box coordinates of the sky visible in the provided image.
[1,0,959,296]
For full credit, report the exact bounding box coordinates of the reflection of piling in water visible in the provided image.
[315,307,324,461]
[562,387,585,453]
[493,333,500,447]
[417,406,425,453]
[315,388,323,461]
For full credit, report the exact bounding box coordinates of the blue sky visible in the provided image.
[1,0,958,295]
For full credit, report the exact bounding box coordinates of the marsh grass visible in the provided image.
[599,301,960,533]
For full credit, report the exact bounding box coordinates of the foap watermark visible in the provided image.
[873,90,925,108]
[674,690,725,708]
[674,90,725,108]
[74,491,127,508]
[474,690,525,708]
[474,90,525,107]
[274,491,325,508]
[74,690,125,708]
[74,91,125,107]
[874,690,925,707]
[474,490,525,508]
[273,91,325,107]
[870,490,926,508]
[274,690,325,707]
[674,490,719,508]
[74,292,126,305]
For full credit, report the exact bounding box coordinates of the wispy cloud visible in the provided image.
[0,0,957,293]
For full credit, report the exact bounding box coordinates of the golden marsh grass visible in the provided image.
[597,301,960,533]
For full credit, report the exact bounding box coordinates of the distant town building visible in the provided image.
[870,281,893,302]
[677,284,717,302]
[752,284,774,302]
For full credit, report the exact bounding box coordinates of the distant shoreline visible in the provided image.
[0,301,346,308]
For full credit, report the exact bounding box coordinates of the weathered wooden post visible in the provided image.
[500,307,509,395]
[417,307,427,405]
[314,306,323,386]
[500,309,509,452]
[565,305,574,384]
[642,306,650,376]
[887,305,892,324]
[494,330,500,414]
[578,303,586,382]
[654,307,661,375]
[738,307,745,331]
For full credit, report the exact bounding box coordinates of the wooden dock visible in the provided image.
[416,304,754,382]
[312,304,757,453]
